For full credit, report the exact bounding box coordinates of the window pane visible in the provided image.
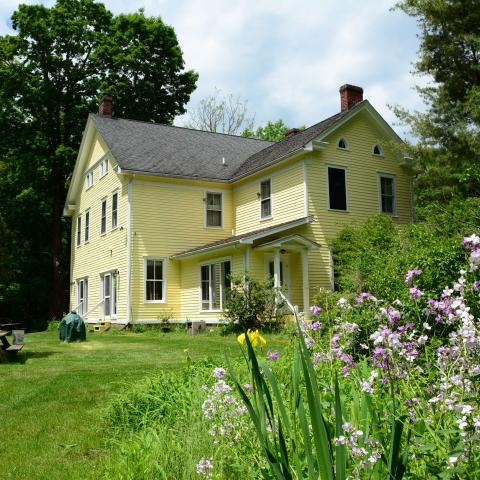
[261,199,271,218]
[207,193,221,209]
[154,260,163,280]
[146,280,155,301]
[201,265,209,305]
[154,281,163,301]
[77,216,81,245]
[261,180,271,199]
[328,167,347,210]
[112,193,118,228]
[223,261,231,290]
[147,260,154,280]
[381,177,393,196]
[207,210,222,226]
[382,196,394,214]
[212,264,221,309]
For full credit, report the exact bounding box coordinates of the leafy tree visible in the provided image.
[0,0,197,326]
[184,88,255,135]
[394,0,480,209]
[242,119,305,142]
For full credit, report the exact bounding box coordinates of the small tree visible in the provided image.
[223,275,284,332]
[184,88,255,135]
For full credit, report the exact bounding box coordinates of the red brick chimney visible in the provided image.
[339,84,363,112]
[99,94,113,117]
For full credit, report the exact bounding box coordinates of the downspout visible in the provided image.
[126,178,133,324]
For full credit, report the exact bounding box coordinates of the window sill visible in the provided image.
[328,208,349,213]
[260,216,273,222]
[86,185,94,191]
[144,300,166,304]
[84,240,90,245]
[111,227,118,232]
[381,212,398,218]
[100,232,107,237]
[99,173,107,180]
[205,225,223,229]
[199,309,223,313]
[336,147,350,152]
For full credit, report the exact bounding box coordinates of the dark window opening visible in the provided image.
[328,167,347,210]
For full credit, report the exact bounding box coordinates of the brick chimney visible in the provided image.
[339,84,363,112]
[99,94,113,117]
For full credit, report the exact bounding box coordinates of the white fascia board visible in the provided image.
[239,216,314,244]
[63,116,96,217]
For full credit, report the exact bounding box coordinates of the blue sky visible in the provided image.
[0,0,426,138]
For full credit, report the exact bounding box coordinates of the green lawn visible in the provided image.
[0,329,289,480]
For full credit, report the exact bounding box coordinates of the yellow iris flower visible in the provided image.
[237,329,267,347]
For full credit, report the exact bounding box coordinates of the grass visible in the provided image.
[0,328,289,480]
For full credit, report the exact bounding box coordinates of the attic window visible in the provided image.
[373,144,383,156]
[337,138,348,150]
[85,170,94,189]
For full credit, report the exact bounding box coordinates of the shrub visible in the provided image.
[223,274,285,332]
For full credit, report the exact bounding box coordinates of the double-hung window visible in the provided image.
[205,192,222,227]
[76,214,82,246]
[328,166,347,211]
[100,158,108,178]
[379,175,395,214]
[201,260,231,311]
[101,198,107,234]
[76,278,88,316]
[112,191,118,229]
[145,259,165,302]
[101,271,117,317]
[85,209,90,242]
[86,171,94,189]
[260,179,272,219]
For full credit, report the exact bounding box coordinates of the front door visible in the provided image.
[265,255,290,299]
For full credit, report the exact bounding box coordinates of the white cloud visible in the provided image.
[1,0,426,136]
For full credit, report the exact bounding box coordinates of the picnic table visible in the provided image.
[0,329,24,356]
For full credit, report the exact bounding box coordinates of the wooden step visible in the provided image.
[0,331,8,338]
[6,344,23,352]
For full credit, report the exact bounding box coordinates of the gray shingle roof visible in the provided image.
[91,115,273,181]
[91,101,363,182]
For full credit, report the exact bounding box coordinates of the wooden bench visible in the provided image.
[0,330,24,357]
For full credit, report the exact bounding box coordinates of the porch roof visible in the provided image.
[171,216,314,259]
[253,234,320,251]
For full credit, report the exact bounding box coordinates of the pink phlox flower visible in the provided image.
[409,286,424,300]
[405,268,422,286]
[213,367,226,379]
[356,292,377,304]
[196,457,214,476]
[310,305,322,315]
[309,321,322,331]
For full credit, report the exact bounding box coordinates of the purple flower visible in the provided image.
[243,383,253,393]
[405,268,422,286]
[310,305,322,315]
[309,321,322,331]
[196,457,213,476]
[212,367,226,379]
[409,287,424,300]
[267,350,279,361]
[356,292,377,304]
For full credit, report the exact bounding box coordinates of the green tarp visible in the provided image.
[59,311,86,342]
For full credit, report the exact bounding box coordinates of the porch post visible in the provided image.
[273,248,281,288]
[243,245,250,274]
[301,248,309,314]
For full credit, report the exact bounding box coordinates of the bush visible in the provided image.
[223,274,286,332]
[331,214,468,301]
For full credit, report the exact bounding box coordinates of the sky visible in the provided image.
[0,0,426,139]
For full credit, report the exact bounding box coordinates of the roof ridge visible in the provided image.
[90,113,275,144]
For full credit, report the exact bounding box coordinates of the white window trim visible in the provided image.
[84,208,90,243]
[326,164,349,212]
[337,137,350,151]
[144,257,167,304]
[100,197,107,235]
[259,177,273,221]
[204,191,224,229]
[111,189,119,231]
[378,173,397,216]
[100,270,118,319]
[198,256,231,312]
[76,214,82,247]
[372,144,384,156]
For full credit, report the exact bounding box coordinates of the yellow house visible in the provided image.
[64,85,414,326]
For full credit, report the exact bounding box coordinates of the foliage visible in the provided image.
[330,215,468,302]
[242,119,305,142]
[394,0,480,207]
[184,87,254,135]
[195,235,480,478]
[0,0,197,327]
[223,275,285,332]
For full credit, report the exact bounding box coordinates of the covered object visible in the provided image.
[59,311,86,342]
